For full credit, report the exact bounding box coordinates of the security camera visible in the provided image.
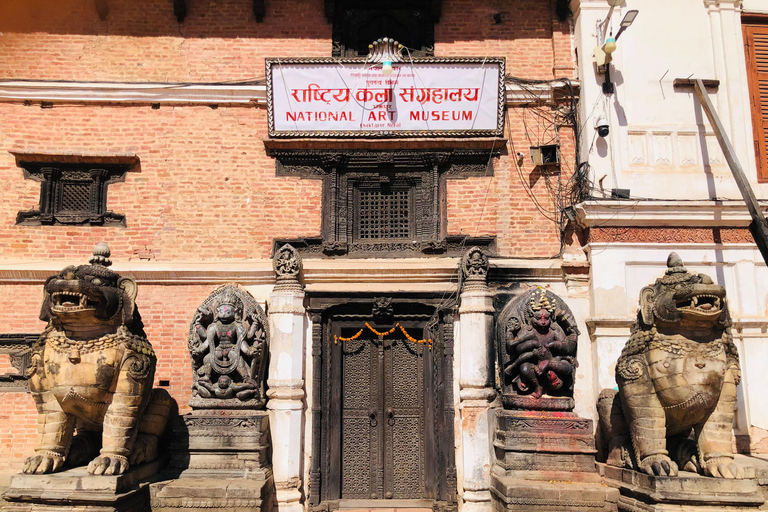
[595,114,609,137]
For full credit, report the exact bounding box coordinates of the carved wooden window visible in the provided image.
[328,169,439,254]
[744,18,768,182]
[15,157,135,226]
[327,0,439,57]
[355,184,413,241]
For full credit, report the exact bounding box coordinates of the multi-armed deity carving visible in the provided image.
[23,243,170,476]
[188,284,268,408]
[598,253,743,479]
[496,287,579,410]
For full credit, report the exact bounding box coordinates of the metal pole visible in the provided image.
[693,79,768,266]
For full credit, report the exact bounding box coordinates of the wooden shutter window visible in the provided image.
[744,22,768,182]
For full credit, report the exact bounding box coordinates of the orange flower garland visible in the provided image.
[334,322,433,348]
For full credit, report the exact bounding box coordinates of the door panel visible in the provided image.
[341,337,380,499]
[339,332,426,500]
[316,308,456,508]
[386,339,424,499]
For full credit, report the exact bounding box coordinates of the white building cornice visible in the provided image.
[575,199,768,228]
[0,79,577,108]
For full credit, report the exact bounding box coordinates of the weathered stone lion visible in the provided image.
[23,243,171,476]
[597,253,743,479]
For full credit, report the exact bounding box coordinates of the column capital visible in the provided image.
[460,247,489,293]
[273,243,304,292]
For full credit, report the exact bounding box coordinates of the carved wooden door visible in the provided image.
[337,326,427,500]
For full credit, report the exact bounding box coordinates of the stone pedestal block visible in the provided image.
[149,410,273,512]
[491,410,617,512]
[492,410,598,481]
[150,478,273,512]
[601,464,765,511]
[165,410,271,480]
[491,476,619,512]
[1,458,165,512]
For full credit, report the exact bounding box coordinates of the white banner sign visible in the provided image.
[267,58,504,137]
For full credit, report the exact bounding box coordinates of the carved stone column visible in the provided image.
[457,247,496,512]
[267,245,306,512]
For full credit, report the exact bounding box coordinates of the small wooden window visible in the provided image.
[744,19,768,181]
[14,155,136,226]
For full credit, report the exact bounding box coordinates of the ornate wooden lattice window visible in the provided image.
[356,184,412,240]
[269,149,498,257]
[14,154,137,226]
[744,16,768,182]
[335,169,434,253]
[326,0,440,57]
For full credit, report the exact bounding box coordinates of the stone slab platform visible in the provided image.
[491,475,619,512]
[1,459,164,512]
[601,463,766,511]
[149,476,273,512]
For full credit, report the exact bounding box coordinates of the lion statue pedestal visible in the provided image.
[597,253,765,511]
[2,244,171,512]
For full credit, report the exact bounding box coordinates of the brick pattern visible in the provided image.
[0,0,576,472]
[0,105,573,261]
[0,392,37,472]
[0,354,16,375]
[0,0,331,83]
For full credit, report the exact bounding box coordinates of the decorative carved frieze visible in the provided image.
[270,149,497,177]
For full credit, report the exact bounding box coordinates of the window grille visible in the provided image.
[357,188,411,240]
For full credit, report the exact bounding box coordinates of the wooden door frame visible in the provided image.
[307,294,457,511]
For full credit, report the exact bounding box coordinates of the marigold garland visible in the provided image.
[334,322,433,348]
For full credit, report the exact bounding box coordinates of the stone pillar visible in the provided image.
[457,247,496,512]
[268,245,306,512]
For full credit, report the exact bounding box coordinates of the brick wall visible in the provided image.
[0,0,576,472]
[0,393,37,472]
[0,103,573,261]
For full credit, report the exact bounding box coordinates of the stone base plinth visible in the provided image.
[601,464,765,511]
[165,410,271,479]
[491,409,617,511]
[150,409,273,511]
[1,459,165,512]
[493,409,598,478]
[491,476,619,512]
[150,477,273,512]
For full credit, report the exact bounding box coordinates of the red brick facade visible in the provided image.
[0,0,575,470]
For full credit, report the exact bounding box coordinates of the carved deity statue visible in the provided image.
[189,285,268,408]
[23,243,171,476]
[496,288,579,410]
[597,253,743,479]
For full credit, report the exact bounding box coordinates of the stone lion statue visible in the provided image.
[23,243,171,476]
[597,252,743,479]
